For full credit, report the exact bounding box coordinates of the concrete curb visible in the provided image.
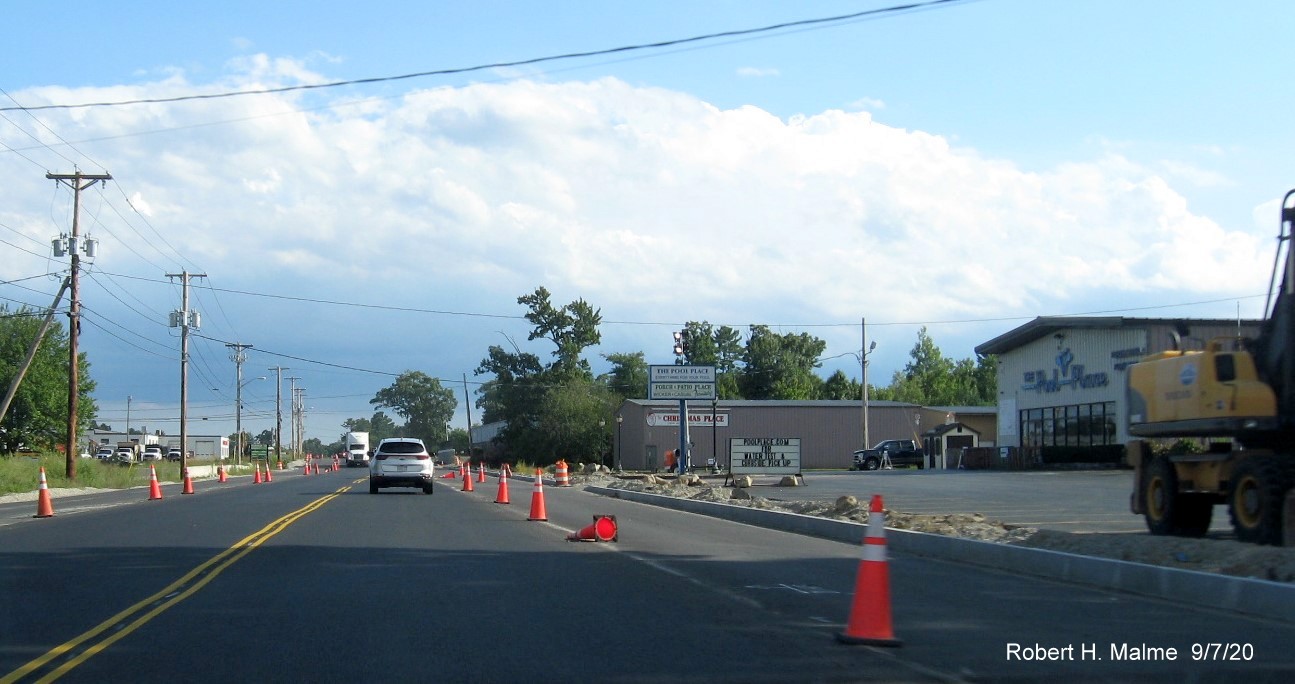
[586,485,1295,624]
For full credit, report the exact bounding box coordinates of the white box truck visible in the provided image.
[345,431,370,467]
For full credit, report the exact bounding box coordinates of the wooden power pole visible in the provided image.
[47,170,111,480]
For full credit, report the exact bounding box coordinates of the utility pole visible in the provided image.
[269,366,287,465]
[47,170,110,480]
[286,377,300,457]
[167,271,205,473]
[462,373,473,456]
[227,343,252,465]
[296,388,306,455]
[862,317,871,451]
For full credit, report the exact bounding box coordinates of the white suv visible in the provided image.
[368,438,434,494]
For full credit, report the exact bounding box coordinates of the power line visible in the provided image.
[0,0,974,113]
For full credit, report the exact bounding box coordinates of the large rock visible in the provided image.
[778,475,801,487]
[731,488,753,500]
[834,495,860,514]
[733,475,753,488]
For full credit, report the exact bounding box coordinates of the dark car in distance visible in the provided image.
[852,439,926,470]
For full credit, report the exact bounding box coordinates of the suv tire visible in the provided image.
[369,479,379,494]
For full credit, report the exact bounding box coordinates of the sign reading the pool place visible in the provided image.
[729,437,801,476]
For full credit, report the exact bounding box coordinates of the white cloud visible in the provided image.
[847,96,885,111]
[736,67,780,78]
[4,73,1272,414]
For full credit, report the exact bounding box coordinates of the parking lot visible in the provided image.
[764,468,1232,535]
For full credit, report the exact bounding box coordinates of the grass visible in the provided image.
[0,452,245,496]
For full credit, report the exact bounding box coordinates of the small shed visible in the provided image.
[921,422,981,469]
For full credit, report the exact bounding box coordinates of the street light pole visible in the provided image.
[615,413,623,472]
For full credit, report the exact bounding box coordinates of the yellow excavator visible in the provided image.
[1127,189,1295,545]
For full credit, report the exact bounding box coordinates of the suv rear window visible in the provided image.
[378,441,427,455]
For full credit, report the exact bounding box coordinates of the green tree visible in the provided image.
[677,321,744,398]
[302,437,325,455]
[879,328,997,406]
[370,371,457,447]
[535,379,616,464]
[518,286,602,379]
[256,429,275,446]
[475,286,608,463]
[0,305,97,454]
[368,411,399,443]
[600,351,648,400]
[819,369,861,400]
[739,325,827,399]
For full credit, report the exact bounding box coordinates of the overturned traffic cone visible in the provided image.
[34,467,54,518]
[477,462,487,483]
[218,464,228,483]
[837,495,901,647]
[462,465,475,492]
[182,467,195,495]
[494,469,510,504]
[527,469,547,521]
[148,464,164,500]
[567,515,617,542]
[253,463,263,484]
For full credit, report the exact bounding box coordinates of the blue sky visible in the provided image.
[3,0,1293,446]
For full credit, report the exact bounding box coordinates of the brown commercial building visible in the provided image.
[611,399,996,472]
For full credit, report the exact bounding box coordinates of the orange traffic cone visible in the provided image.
[494,469,510,504]
[567,515,617,542]
[303,461,311,475]
[218,464,228,483]
[34,467,54,518]
[477,462,487,483]
[837,495,901,647]
[148,464,164,500]
[253,463,263,484]
[264,464,273,483]
[182,467,195,495]
[462,465,475,492]
[527,469,547,521]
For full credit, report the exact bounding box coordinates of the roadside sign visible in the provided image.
[650,365,715,383]
[730,437,801,476]
[649,382,716,400]
[649,365,716,400]
[647,412,729,427]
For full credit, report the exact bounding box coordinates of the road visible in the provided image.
[1,467,1291,682]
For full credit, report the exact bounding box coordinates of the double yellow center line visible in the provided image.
[2,485,351,684]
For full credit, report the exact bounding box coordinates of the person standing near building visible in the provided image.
[664,448,676,474]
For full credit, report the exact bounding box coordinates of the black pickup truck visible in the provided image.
[851,439,925,470]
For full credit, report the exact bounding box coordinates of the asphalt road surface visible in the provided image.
[1,467,1291,682]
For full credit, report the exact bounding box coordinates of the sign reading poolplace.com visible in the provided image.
[730,437,801,476]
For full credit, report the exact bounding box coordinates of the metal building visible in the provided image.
[612,399,995,471]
